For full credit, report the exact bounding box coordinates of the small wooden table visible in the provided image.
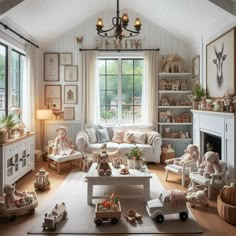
[86,163,152,205]
[48,151,82,173]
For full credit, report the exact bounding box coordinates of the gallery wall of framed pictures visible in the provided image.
[43,52,79,120]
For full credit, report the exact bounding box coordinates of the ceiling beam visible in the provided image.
[0,0,24,15]
[209,0,236,15]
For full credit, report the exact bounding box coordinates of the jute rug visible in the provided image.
[28,170,203,235]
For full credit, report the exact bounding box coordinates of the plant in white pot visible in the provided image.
[125,146,144,169]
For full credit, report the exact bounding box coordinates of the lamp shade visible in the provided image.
[36,109,53,120]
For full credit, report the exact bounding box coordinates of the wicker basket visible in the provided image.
[217,190,236,225]
[161,151,175,164]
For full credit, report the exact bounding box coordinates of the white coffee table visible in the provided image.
[86,163,152,204]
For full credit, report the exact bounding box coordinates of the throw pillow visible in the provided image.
[146,131,160,145]
[96,128,110,143]
[85,127,97,144]
[123,131,134,144]
[112,129,124,143]
[132,131,147,144]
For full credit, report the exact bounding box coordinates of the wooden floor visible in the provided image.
[0,162,235,236]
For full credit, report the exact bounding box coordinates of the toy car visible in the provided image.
[42,202,67,231]
[146,190,189,223]
[0,190,38,222]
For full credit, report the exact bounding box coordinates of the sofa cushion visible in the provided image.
[136,144,154,158]
[112,128,124,143]
[85,127,97,143]
[96,127,110,143]
[146,131,161,145]
[132,131,147,144]
[123,131,134,144]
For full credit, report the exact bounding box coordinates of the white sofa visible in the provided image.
[76,124,162,163]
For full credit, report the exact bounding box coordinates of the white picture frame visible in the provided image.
[64,85,77,104]
[44,53,59,81]
[64,107,75,120]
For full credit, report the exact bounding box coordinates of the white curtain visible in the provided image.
[81,51,99,128]
[142,51,160,127]
[23,43,40,140]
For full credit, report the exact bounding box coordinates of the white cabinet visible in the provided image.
[0,133,35,195]
[158,73,193,157]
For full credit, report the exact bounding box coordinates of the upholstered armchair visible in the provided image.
[189,160,227,199]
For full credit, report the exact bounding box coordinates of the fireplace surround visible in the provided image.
[192,110,236,180]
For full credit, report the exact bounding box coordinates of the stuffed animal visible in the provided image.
[97,151,112,176]
[198,151,221,178]
[186,189,208,208]
[174,144,199,166]
[53,126,75,156]
[3,184,24,209]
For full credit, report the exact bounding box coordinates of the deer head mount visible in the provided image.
[213,43,227,88]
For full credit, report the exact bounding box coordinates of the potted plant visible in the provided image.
[0,113,17,139]
[189,84,206,109]
[125,146,144,169]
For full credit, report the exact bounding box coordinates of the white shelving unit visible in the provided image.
[158,72,193,157]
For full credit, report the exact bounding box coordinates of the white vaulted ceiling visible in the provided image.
[0,0,235,46]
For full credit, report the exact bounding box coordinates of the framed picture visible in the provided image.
[206,27,236,98]
[60,53,72,65]
[44,53,59,81]
[192,55,200,79]
[64,65,78,82]
[64,107,75,120]
[45,85,62,110]
[64,85,77,104]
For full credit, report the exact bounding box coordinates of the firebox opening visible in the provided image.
[202,132,221,159]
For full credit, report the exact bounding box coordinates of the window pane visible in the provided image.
[107,60,118,74]
[99,75,106,90]
[122,75,133,90]
[107,90,117,105]
[122,90,133,105]
[134,75,142,91]
[122,60,133,74]
[100,91,106,105]
[107,75,118,90]
[134,106,142,122]
[0,68,6,88]
[98,60,105,74]
[0,89,6,110]
[122,105,133,123]
[134,60,143,74]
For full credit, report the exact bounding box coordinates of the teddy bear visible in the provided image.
[174,144,199,166]
[97,151,112,176]
[186,189,208,208]
[198,151,221,178]
[3,184,24,209]
[53,126,75,156]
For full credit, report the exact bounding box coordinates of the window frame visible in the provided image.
[97,52,144,124]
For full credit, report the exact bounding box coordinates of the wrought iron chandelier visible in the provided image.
[96,0,141,40]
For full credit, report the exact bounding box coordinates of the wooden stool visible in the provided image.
[47,152,82,174]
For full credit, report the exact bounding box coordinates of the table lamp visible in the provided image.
[36,109,53,151]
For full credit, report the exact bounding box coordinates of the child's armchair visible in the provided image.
[164,144,199,187]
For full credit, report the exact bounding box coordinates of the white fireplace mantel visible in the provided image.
[192,110,236,180]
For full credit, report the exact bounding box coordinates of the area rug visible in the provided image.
[28,170,203,235]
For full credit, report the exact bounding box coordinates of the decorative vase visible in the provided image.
[128,159,135,169]
[192,101,198,110]
[0,132,7,143]
[134,160,142,169]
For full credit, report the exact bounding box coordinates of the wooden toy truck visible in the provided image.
[42,202,67,230]
[94,201,121,226]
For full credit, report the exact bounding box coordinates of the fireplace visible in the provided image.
[201,132,221,159]
[192,110,236,180]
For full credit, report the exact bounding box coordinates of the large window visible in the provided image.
[98,58,143,124]
[0,42,25,116]
[0,43,7,115]
[11,50,25,109]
